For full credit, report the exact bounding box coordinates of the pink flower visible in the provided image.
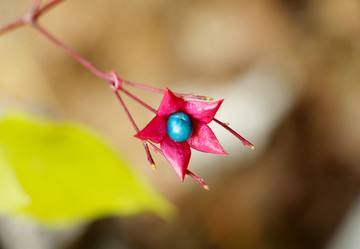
[135,89,228,188]
[106,72,254,189]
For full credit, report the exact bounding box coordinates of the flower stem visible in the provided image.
[34,0,65,19]
[114,91,156,168]
[0,19,25,36]
[0,0,66,36]
[120,89,157,114]
[122,80,213,101]
[29,18,160,168]
[32,22,111,84]
[186,170,209,190]
[147,142,162,154]
[146,142,209,189]
[28,0,42,15]
[213,118,255,150]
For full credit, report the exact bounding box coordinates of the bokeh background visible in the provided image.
[0,0,360,248]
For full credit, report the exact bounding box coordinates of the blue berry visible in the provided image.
[166,112,193,142]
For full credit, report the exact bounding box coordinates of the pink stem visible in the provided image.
[122,80,213,101]
[34,0,66,19]
[114,91,155,168]
[114,92,140,133]
[186,170,209,190]
[213,118,255,150]
[147,142,162,154]
[30,21,160,167]
[146,142,209,189]
[122,80,164,94]
[0,0,65,36]
[0,19,25,36]
[120,89,157,114]
[32,22,111,84]
[108,71,157,114]
[1,0,212,104]
[28,0,42,14]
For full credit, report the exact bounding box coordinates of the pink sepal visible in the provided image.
[160,135,191,181]
[187,121,227,155]
[157,88,185,117]
[184,99,223,124]
[135,116,167,143]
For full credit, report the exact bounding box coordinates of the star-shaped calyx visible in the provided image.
[136,88,250,189]
[108,71,254,190]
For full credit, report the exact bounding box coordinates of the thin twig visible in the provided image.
[213,118,255,150]
[147,141,163,154]
[114,91,155,168]
[34,0,66,19]
[122,80,213,101]
[32,22,110,83]
[121,89,157,114]
[0,19,25,36]
[186,170,209,190]
[0,0,65,36]
[28,0,42,15]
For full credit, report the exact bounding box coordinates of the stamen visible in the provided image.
[186,170,210,190]
[213,118,255,150]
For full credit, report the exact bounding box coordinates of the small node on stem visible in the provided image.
[22,0,41,25]
[203,184,210,191]
[23,13,35,25]
[250,145,256,150]
[151,164,156,170]
[108,71,122,91]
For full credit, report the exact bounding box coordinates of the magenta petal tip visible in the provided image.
[157,88,185,117]
[135,116,167,143]
[161,136,191,181]
[184,99,224,124]
[187,122,227,155]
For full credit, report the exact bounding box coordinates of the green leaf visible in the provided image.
[0,110,173,226]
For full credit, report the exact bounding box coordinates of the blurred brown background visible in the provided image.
[0,0,360,248]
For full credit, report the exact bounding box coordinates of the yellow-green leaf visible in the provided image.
[0,151,30,213]
[0,110,173,226]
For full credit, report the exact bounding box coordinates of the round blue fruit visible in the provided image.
[166,112,193,142]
